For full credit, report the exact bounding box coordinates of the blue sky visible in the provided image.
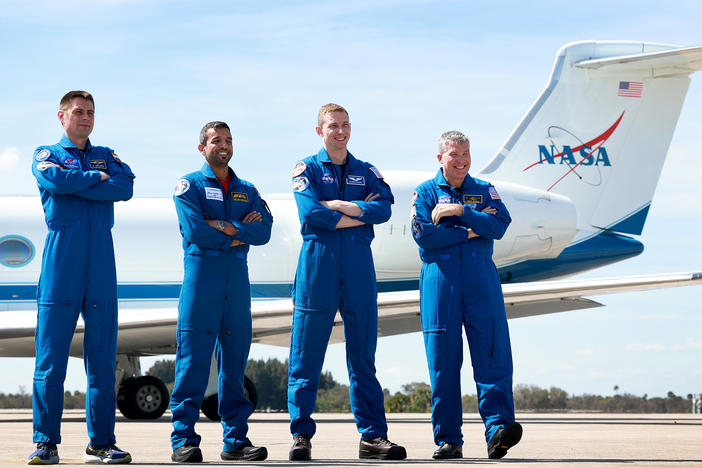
[1,0,701,398]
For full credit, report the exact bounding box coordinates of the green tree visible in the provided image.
[147,359,176,384]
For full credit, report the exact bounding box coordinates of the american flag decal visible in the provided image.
[618,81,643,98]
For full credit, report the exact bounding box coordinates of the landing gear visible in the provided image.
[117,375,170,419]
[200,376,259,421]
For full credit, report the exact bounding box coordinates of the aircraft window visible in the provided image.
[0,236,35,267]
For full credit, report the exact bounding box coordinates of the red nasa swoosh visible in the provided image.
[523,111,625,191]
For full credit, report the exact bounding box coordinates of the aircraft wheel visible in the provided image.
[117,376,169,420]
[200,376,258,422]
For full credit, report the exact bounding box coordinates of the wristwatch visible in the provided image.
[217,220,226,232]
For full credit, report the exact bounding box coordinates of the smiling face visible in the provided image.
[438,140,471,188]
[199,127,233,168]
[316,110,351,156]
[58,97,94,144]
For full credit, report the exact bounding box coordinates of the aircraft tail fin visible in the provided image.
[480,41,702,236]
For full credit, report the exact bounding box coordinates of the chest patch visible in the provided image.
[89,159,107,170]
[61,156,80,169]
[462,194,483,204]
[205,187,224,201]
[322,172,335,184]
[231,192,249,202]
[438,195,452,204]
[346,175,365,186]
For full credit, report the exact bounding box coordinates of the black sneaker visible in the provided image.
[27,442,59,465]
[359,436,407,460]
[487,422,522,459]
[432,442,462,459]
[221,443,268,461]
[289,434,311,461]
[84,444,132,464]
[171,445,203,463]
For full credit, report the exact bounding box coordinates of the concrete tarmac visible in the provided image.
[2,410,701,467]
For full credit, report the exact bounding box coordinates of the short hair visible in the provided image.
[438,130,470,154]
[199,121,231,145]
[317,103,348,127]
[59,90,94,111]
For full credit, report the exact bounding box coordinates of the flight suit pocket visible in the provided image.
[419,262,452,333]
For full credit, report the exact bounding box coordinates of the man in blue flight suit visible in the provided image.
[28,90,135,465]
[287,103,406,461]
[170,121,272,463]
[411,131,522,460]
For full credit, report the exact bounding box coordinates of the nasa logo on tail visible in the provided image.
[524,111,624,191]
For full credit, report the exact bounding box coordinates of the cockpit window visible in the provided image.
[0,236,35,267]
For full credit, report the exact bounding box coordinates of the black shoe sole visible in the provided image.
[488,422,523,459]
[171,447,203,463]
[221,447,268,461]
[432,448,463,459]
[289,448,311,461]
[359,447,407,460]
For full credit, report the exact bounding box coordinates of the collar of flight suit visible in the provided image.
[199,162,241,187]
[433,168,476,191]
[315,147,360,170]
[58,134,94,152]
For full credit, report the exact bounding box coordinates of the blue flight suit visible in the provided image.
[411,169,513,446]
[170,163,272,452]
[288,148,394,439]
[31,135,135,446]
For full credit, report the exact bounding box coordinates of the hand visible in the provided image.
[241,211,262,223]
[364,193,380,202]
[431,203,463,224]
[481,206,497,215]
[467,228,479,239]
[230,239,245,247]
[99,171,111,181]
[205,219,237,236]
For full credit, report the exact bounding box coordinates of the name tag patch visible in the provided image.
[89,159,107,170]
[231,192,249,202]
[205,187,224,201]
[346,175,365,186]
[463,194,483,204]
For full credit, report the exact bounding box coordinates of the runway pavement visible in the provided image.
[1,410,701,467]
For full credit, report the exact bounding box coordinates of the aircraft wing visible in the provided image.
[0,272,699,356]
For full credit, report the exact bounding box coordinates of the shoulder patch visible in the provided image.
[369,166,383,179]
[411,191,418,203]
[292,161,307,177]
[293,176,309,192]
[174,179,190,196]
[35,149,51,161]
[36,161,57,171]
[489,186,501,200]
[112,152,121,163]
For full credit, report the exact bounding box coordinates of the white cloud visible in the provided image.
[625,342,666,352]
[671,339,702,351]
[0,148,21,169]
